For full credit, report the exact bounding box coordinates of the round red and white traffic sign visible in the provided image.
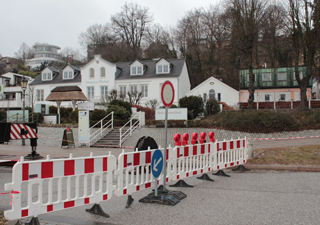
[161,81,175,108]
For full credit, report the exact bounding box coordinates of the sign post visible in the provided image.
[160,81,174,190]
[139,80,186,205]
[151,149,163,196]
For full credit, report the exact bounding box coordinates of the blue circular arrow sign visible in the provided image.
[151,149,163,178]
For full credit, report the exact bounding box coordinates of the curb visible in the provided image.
[245,164,320,172]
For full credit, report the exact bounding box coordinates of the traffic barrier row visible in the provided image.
[4,131,248,221]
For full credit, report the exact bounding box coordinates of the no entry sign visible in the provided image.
[161,81,175,108]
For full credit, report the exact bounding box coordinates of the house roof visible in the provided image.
[116,58,185,80]
[29,65,81,86]
[46,86,87,101]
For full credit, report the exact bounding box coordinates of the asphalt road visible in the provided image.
[1,138,320,225]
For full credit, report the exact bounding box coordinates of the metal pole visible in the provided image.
[163,106,168,190]
[22,90,25,146]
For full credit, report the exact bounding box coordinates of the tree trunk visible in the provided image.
[248,51,255,109]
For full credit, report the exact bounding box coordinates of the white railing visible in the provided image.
[89,112,114,146]
[119,112,142,147]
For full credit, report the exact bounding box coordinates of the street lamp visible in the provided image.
[21,76,28,146]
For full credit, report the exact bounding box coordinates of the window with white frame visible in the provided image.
[157,64,169,74]
[101,86,108,98]
[278,72,287,81]
[47,72,52,80]
[265,94,270,101]
[203,93,207,102]
[36,89,44,101]
[280,94,286,101]
[141,85,148,97]
[87,87,94,101]
[262,73,271,82]
[89,68,95,78]
[119,85,126,97]
[63,71,68,79]
[42,73,47,80]
[100,67,106,77]
[130,85,137,94]
[131,66,143,75]
[68,71,73,79]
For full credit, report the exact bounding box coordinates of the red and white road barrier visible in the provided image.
[4,153,116,221]
[114,147,169,197]
[4,131,249,222]
[214,138,248,170]
[169,132,212,181]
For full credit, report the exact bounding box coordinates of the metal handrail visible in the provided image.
[119,112,141,147]
[89,112,114,146]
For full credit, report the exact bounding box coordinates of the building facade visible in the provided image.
[239,67,312,104]
[26,43,64,71]
[29,55,191,110]
[0,72,33,110]
[186,76,239,109]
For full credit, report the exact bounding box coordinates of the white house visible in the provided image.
[186,76,239,109]
[29,64,81,113]
[0,72,34,110]
[30,55,191,110]
[80,55,190,107]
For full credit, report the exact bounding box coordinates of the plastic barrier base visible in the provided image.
[232,165,251,171]
[212,170,230,177]
[25,217,40,225]
[85,203,110,218]
[197,173,215,181]
[139,189,187,206]
[126,195,134,208]
[169,180,194,188]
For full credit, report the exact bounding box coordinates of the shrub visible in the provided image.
[109,99,132,115]
[179,96,204,120]
[49,105,57,114]
[205,98,220,116]
[132,104,155,120]
[89,109,108,127]
[212,110,299,133]
[34,113,44,123]
[69,109,79,124]
[106,105,131,120]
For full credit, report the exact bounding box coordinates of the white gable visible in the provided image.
[62,65,74,80]
[130,60,144,75]
[156,58,170,74]
[41,67,54,81]
[186,76,239,109]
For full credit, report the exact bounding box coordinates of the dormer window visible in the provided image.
[63,71,73,79]
[42,72,52,81]
[131,66,143,75]
[156,58,171,74]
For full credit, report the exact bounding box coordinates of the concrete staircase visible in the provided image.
[90,126,130,148]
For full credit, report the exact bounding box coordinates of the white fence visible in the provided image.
[4,131,248,221]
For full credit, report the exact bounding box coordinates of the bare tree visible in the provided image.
[286,0,320,107]
[15,43,34,63]
[145,99,159,109]
[111,2,153,58]
[127,91,143,105]
[203,5,231,76]
[228,0,268,109]
[79,23,115,59]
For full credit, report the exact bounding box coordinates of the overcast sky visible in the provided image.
[1,0,221,58]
